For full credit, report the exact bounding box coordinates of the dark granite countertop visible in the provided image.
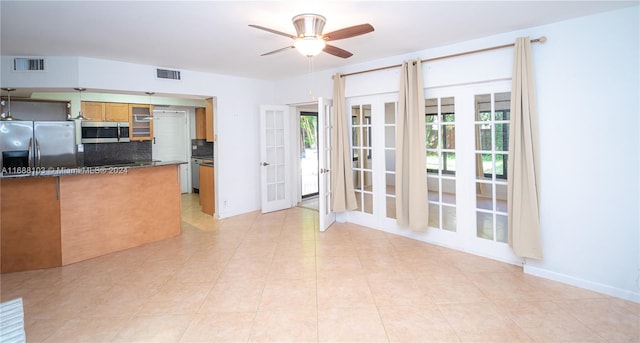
[1,160,187,179]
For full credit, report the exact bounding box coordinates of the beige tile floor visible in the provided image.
[1,193,638,342]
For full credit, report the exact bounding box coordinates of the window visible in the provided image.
[475,92,510,242]
[425,97,456,231]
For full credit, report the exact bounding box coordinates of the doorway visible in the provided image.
[300,111,318,203]
[152,110,189,193]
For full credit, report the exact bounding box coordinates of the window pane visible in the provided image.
[427,152,439,171]
[443,205,456,232]
[386,196,396,218]
[353,170,362,189]
[442,178,456,204]
[429,203,439,228]
[476,124,491,151]
[352,106,361,125]
[441,97,455,120]
[426,124,438,149]
[352,127,359,147]
[496,183,508,212]
[442,124,455,149]
[427,177,440,201]
[355,190,362,211]
[494,123,509,151]
[476,153,493,178]
[475,94,491,120]
[477,212,493,240]
[443,152,456,174]
[386,173,395,194]
[496,214,508,243]
[425,98,438,115]
[476,183,493,210]
[385,150,395,171]
[363,193,373,214]
[362,171,373,191]
[496,154,506,177]
[385,102,396,124]
[495,92,511,118]
[385,126,395,148]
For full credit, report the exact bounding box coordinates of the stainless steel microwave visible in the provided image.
[81,122,130,143]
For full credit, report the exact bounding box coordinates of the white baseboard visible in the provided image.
[524,265,640,303]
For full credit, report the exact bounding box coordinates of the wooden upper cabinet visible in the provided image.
[205,98,214,142]
[81,101,106,121]
[104,103,129,122]
[82,102,130,122]
[129,104,153,141]
[195,107,206,140]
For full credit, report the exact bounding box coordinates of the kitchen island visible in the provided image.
[0,161,185,273]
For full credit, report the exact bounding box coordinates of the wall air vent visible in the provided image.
[13,57,46,71]
[156,68,181,80]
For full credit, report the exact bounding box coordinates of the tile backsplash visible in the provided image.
[191,139,213,157]
[82,141,152,166]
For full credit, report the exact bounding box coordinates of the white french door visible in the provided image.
[259,105,292,213]
[317,97,335,231]
[343,81,522,265]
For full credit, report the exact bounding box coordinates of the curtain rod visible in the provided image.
[339,36,547,78]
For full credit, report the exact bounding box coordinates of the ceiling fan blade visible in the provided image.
[249,24,295,39]
[260,46,294,56]
[322,23,374,41]
[323,44,353,58]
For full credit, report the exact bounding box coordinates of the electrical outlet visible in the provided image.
[223,200,228,207]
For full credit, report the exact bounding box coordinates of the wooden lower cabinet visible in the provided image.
[1,177,62,273]
[199,164,215,215]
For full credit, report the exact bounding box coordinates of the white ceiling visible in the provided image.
[1,1,637,81]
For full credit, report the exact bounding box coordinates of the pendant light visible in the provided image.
[72,87,91,120]
[141,91,154,121]
[0,88,17,121]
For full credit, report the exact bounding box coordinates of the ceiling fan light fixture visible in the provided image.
[294,37,326,57]
[292,13,326,38]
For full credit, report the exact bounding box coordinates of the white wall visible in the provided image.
[1,56,276,218]
[275,6,640,301]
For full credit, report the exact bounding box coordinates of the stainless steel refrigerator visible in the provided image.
[1,121,77,175]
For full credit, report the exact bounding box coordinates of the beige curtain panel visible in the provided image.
[396,60,429,231]
[331,74,358,212]
[508,37,543,259]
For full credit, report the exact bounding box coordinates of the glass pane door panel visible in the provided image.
[386,196,396,218]
[476,212,493,240]
[476,183,493,210]
[496,183,508,212]
[443,206,456,231]
[442,178,456,204]
[496,214,508,243]
[429,204,439,228]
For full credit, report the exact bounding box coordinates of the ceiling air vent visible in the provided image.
[13,57,46,71]
[156,68,181,80]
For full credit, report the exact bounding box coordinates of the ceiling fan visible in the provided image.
[249,14,374,58]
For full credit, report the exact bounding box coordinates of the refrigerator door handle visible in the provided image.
[36,139,41,167]
[28,137,34,168]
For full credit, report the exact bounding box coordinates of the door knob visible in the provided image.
[261,162,270,166]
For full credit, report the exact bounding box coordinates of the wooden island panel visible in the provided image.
[1,177,62,273]
[59,165,181,265]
